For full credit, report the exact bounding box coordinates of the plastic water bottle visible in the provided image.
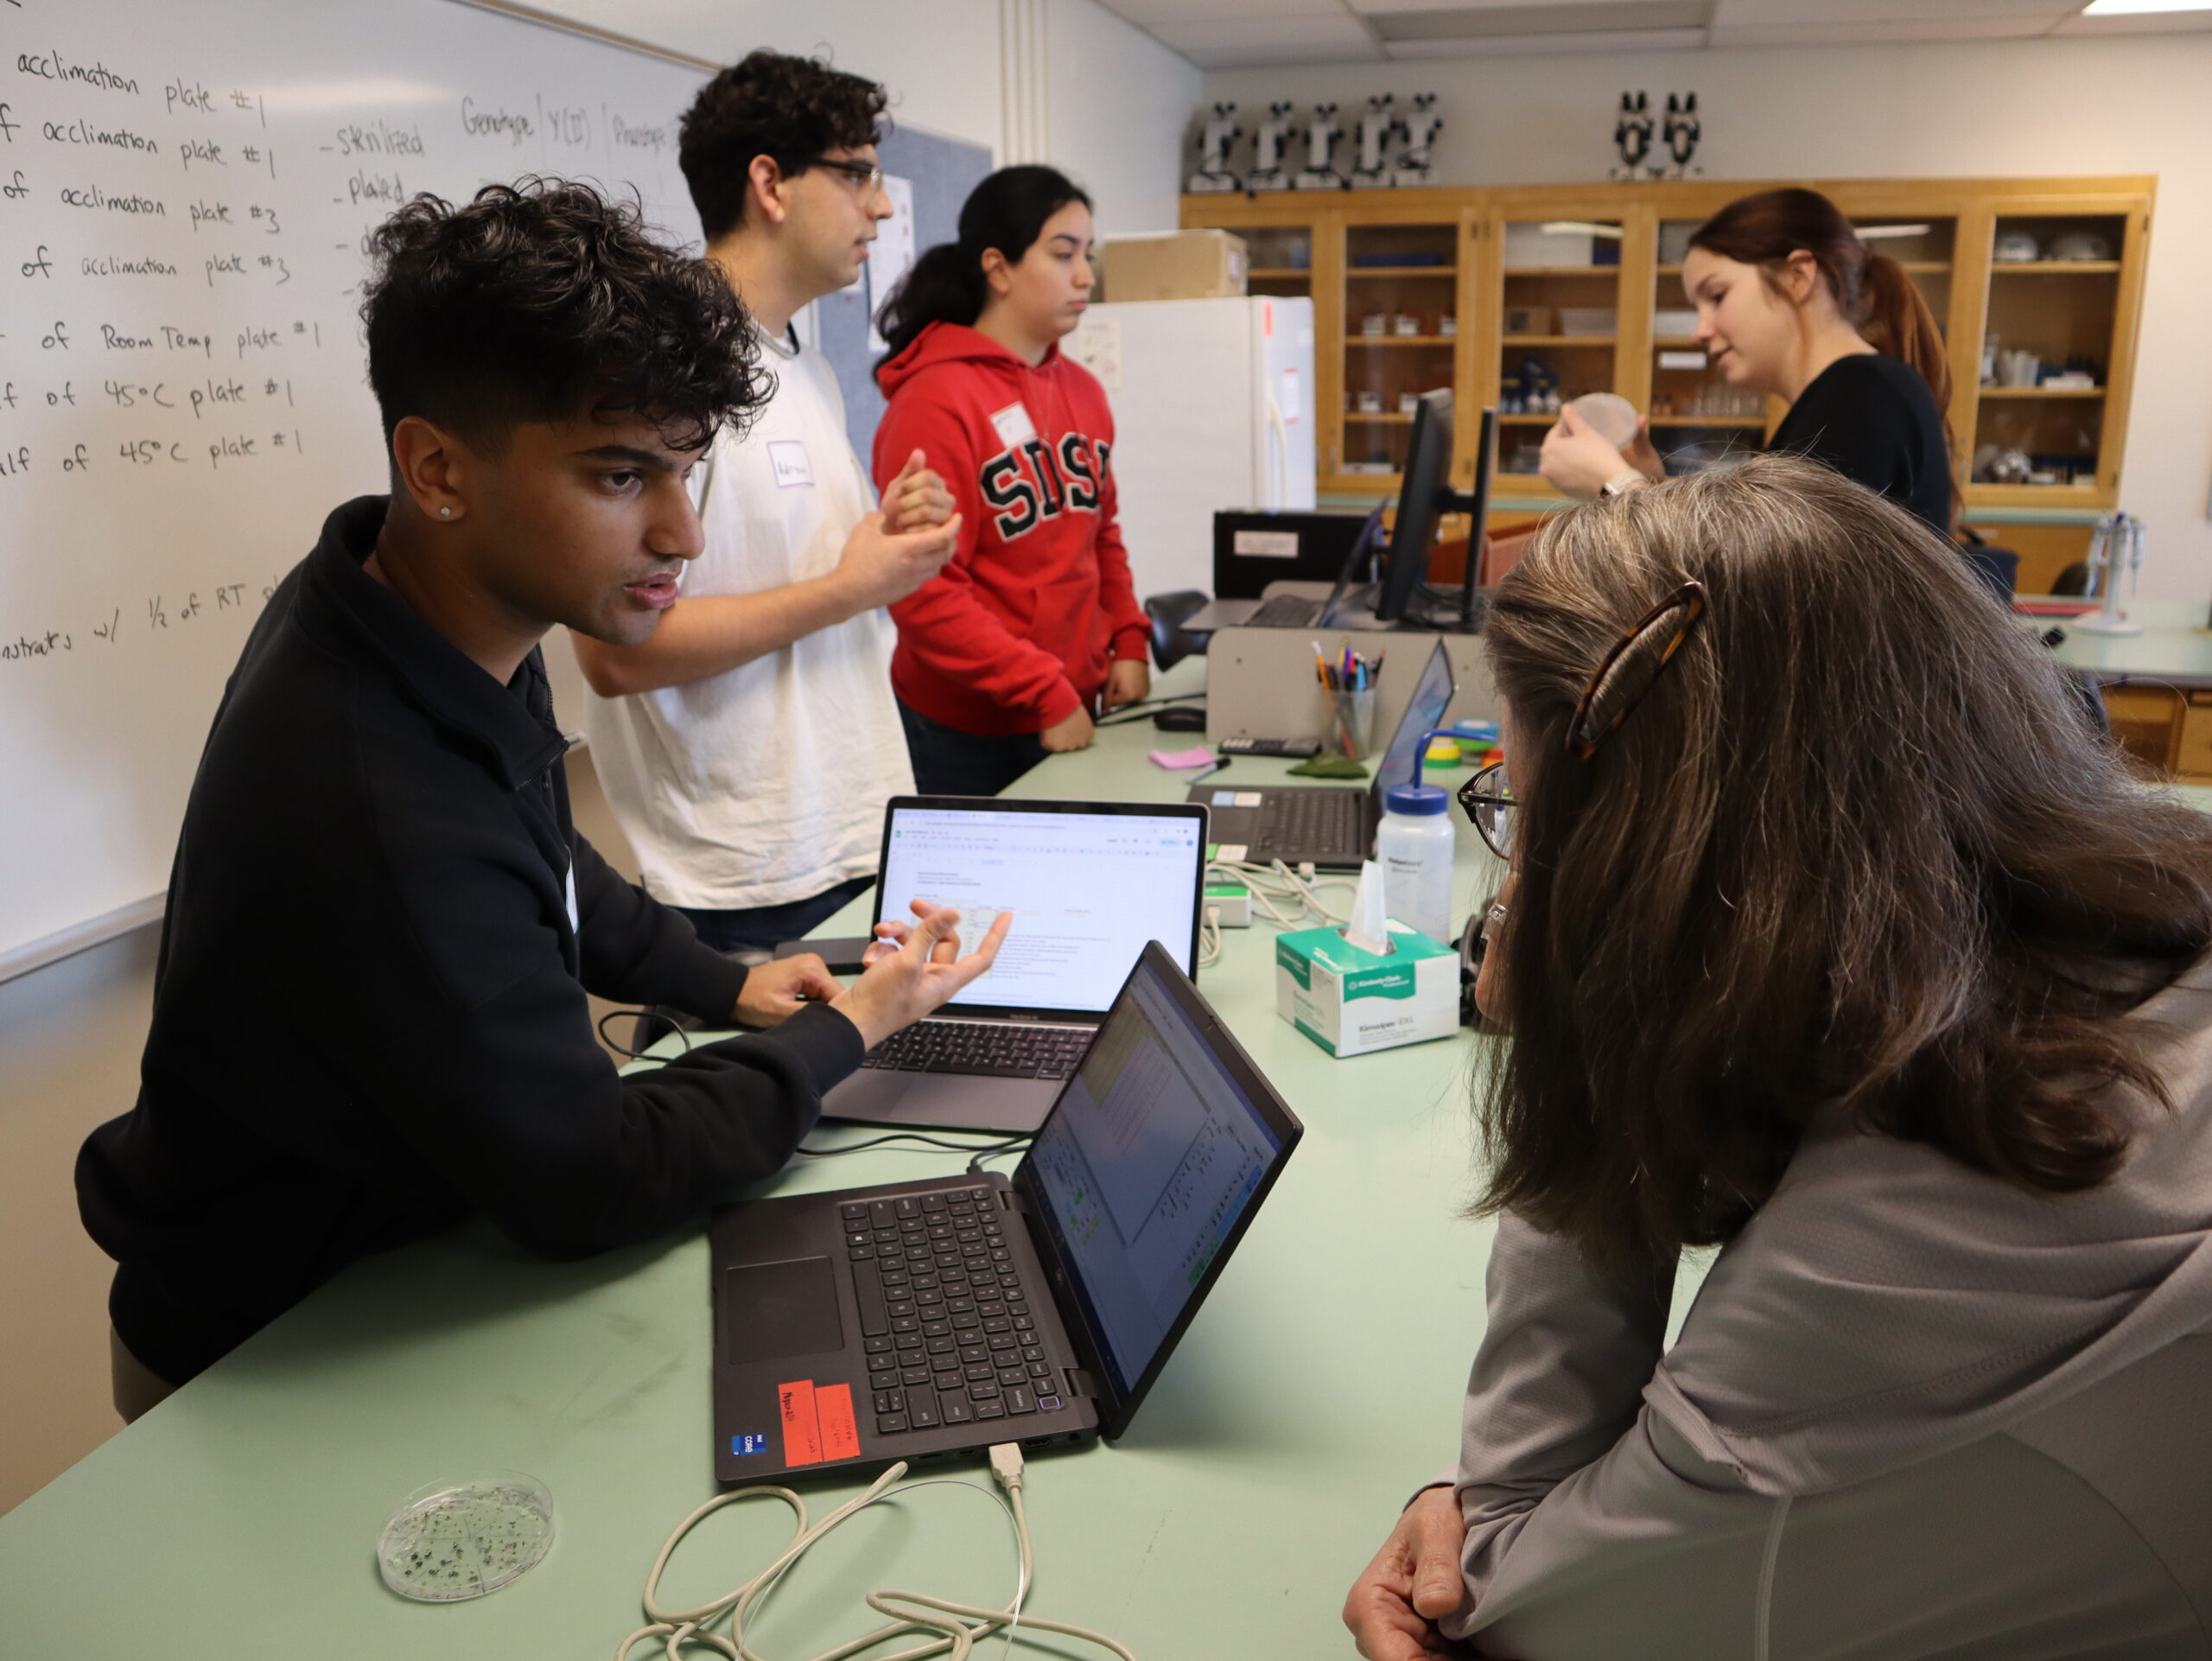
[1377,783,1455,945]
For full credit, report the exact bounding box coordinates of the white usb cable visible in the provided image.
[615,1443,1135,1661]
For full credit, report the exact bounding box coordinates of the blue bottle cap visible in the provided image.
[1385,783,1449,816]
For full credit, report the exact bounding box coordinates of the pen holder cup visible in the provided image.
[1324,688,1377,760]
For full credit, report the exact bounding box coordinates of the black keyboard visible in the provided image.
[1243,594,1325,629]
[842,1187,1066,1433]
[857,1019,1091,1079]
[1262,788,1365,854]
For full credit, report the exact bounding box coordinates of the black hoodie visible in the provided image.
[77,497,862,1385]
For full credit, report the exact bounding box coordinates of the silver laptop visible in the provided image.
[823,798,1209,1134]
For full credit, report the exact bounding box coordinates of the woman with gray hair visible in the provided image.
[1344,453,2212,1660]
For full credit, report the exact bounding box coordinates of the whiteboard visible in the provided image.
[0,0,710,972]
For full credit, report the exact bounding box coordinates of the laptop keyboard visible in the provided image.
[844,1187,1067,1433]
[1243,594,1325,629]
[1262,789,1365,855]
[856,1020,1091,1079]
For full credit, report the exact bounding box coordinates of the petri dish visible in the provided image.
[377,1471,556,1602]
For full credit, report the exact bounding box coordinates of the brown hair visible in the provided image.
[1690,188,1954,456]
[1477,455,2212,1272]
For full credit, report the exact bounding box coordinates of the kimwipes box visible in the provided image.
[1097,230,1248,302]
[1275,922,1458,1058]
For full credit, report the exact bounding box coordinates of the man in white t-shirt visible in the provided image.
[576,52,959,955]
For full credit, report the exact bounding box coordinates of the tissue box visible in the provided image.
[1276,922,1459,1058]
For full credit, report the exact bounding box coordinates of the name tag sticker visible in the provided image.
[1217,843,1249,862]
[767,439,815,488]
[1235,792,1264,807]
[1211,791,1239,806]
[988,401,1038,450]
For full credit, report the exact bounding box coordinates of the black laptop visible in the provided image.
[1185,638,1455,869]
[711,942,1302,1483]
[823,797,1208,1135]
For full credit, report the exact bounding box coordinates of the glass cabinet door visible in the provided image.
[1974,213,2125,492]
[1495,218,1621,478]
[1339,221,1459,478]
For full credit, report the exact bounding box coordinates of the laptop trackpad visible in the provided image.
[724,1258,842,1363]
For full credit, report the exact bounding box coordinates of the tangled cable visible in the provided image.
[615,1447,1134,1661]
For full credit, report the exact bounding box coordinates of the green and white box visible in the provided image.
[1274,922,1459,1058]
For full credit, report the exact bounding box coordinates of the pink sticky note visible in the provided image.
[1149,746,1217,770]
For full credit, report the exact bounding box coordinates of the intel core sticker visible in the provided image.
[732,1432,772,1456]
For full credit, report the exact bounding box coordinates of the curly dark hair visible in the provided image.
[679,49,888,240]
[359,178,761,457]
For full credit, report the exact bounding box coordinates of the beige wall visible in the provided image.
[1201,33,2212,601]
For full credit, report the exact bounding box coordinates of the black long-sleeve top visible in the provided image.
[1768,352,1953,536]
[77,497,862,1386]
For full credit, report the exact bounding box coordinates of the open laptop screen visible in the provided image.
[1021,949,1292,1405]
[876,803,1205,1015]
[1370,638,1457,799]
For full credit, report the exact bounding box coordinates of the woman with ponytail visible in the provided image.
[870,166,1150,797]
[1541,187,1955,534]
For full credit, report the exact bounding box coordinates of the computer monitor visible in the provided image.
[1371,392,1496,628]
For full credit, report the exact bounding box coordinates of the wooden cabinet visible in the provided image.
[1183,176,2153,533]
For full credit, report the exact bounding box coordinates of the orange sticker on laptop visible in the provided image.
[817,1384,860,1461]
[779,1379,823,1467]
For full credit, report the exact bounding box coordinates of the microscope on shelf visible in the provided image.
[1248,101,1296,193]
[1394,94,1441,187]
[1294,102,1347,191]
[1189,101,1242,194]
[1662,92,1702,177]
[1611,91,1655,180]
[1351,94,1400,188]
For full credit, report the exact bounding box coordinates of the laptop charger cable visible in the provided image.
[616,1442,1135,1660]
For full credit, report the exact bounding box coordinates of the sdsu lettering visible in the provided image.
[980,451,1039,540]
[873,321,1149,737]
[980,432,1109,541]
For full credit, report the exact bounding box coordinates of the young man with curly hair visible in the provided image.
[576,51,961,957]
[76,181,1004,1418]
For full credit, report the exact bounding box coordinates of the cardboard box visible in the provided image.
[1097,230,1248,302]
[1275,922,1459,1058]
[1558,307,1618,337]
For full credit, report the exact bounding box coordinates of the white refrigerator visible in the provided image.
[1065,296,1316,608]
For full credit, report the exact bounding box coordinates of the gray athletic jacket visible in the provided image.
[1440,959,2212,1659]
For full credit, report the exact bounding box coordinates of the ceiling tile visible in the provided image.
[1708,16,2054,42]
[2053,8,2212,32]
[1147,14,1388,60]
[1101,0,1348,23]
[1380,22,1707,50]
[1710,0,2076,21]
[1346,0,1665,13]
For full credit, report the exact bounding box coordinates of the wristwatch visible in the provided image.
[1599,468,1648,500]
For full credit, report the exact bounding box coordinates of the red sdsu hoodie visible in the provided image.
[873,322,1148,735]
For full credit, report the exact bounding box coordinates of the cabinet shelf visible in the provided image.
[1656,260,1948,276]
[1993,260,2120,275]
[1979,385,2105,399]
[1348,334,1458,347]
[1504,265,1619,277]
[1347,265,1457,278]
[1248,267,1313,280]
[1649,415,1767,428]
[1345,411,1416,423]
[1502,334,1616,347]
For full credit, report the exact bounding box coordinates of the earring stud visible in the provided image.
[440,506,452,518]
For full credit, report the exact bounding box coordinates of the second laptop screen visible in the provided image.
[878,808,1202,1013]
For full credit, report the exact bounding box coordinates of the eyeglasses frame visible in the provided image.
[1457,760,1515,861]
[805,156,887,194]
